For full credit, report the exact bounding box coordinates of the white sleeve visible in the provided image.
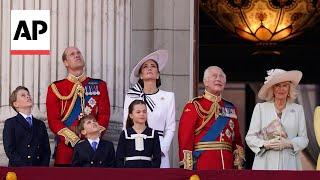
[245,103,266,155]
[290,105,309,154]
[161,92,176,154]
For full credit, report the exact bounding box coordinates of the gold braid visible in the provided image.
[51,82,85,121]
[193,97,220,135]
[51,83,77,100]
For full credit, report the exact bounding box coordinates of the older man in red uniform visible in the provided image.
[46,46,110,166]
[178,66,244,170]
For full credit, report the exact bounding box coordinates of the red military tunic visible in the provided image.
[178,90,244,170]
[46,74,110,165]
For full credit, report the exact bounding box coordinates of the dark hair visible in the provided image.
[138,60,161,88]
[77,115,97,135]
[126,100,148,129]
[9,86,30,112]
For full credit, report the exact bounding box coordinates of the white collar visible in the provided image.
[19,112,32,119]
[87,137,100,145]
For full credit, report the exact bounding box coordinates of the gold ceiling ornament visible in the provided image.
[200,0,320,42]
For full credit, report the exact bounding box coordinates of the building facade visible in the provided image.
[0,0,194,167]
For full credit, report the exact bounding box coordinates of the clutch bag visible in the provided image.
[256,119,288,140]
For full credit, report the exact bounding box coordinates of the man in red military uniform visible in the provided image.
[46,46,110,166]
[178,66,244,170]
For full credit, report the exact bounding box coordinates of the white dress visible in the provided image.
[245,102,309,170]
[123,84,176,168]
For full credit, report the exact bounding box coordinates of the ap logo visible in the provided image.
[11,10,50,55]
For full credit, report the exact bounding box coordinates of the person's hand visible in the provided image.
[278,137,293,150]
[263,140,276,150]
[264,137,292,150]
[263,138,281,150]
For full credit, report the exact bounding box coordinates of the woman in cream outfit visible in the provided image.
[123,50,175,168]
[245,69,309,170]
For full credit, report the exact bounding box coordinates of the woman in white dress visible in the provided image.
[123,50,176,168]
[245,69,309,170]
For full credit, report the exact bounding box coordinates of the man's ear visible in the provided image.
[81,129,87,136]
[13,101,19,109]
[203,79,208,87]
[63,60,69,67]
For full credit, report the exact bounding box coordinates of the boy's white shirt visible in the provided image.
[87,137,100,146]
[19,112,32,119]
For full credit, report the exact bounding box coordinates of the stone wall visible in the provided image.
[0,0,132,166]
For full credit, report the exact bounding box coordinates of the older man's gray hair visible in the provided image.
[203,66,226,83]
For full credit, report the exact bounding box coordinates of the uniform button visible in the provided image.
[99,161,102,164]
[27,156,31,159]
[27,145,30,148]
[37,156,40,159]
[90,161,94,164]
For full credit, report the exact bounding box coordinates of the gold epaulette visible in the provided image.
[57,127,80,147]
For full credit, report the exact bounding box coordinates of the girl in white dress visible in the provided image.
[123,50,176,168]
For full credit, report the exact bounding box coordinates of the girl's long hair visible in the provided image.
[126,100,148,129]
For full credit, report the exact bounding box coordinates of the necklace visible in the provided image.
[276,111,282,119]
[275,104,285,119]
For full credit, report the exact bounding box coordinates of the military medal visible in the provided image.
[85,86,90,96]
[96,85,100,95]
[84,106,92,115]
[229,120,234,130]
[225,129,232,138]
[88,97,96,108]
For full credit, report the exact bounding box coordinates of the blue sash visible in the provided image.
[193,101,234,160]
[63,79,100,126]
[64,95,91,126]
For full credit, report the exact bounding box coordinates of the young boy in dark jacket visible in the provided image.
[3,86,51,166]
[72,115,115,167]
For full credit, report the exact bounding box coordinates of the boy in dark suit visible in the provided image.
[3,86,51,167]
[72,115,115,167]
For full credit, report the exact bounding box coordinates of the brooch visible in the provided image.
[88,97,96,108]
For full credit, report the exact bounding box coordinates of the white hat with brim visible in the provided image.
[258,69,302,100]
[130,50,168,84]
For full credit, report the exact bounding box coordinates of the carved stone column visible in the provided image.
[0,0,131,165]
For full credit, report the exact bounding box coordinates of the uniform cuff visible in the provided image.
[57,127,80,147]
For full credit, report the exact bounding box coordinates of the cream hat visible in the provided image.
[258,69,302,100]
[130,50,168,84]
